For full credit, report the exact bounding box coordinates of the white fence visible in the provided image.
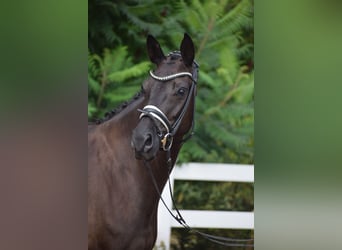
[155,163,254,249]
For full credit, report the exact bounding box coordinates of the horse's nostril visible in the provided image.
[145,133,153,147]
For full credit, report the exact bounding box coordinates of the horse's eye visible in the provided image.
[177,87,187,96]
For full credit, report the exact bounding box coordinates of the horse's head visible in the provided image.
[131,34,198,160]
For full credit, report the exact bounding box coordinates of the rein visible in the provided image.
[143,155,254,248]
[138,54,254,247]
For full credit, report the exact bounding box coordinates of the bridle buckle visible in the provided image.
[161,133,173,151]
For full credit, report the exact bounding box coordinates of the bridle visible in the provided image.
[138,51,199,151]
[138,52,254,247]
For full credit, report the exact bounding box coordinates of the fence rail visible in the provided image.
[156,163,254,250]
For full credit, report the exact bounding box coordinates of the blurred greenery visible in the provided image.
[88,0,254,249]
[0,1,87,117]
[256,1,342,250]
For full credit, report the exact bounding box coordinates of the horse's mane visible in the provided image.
[92,86,145,125]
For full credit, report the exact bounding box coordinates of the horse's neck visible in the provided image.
[99,98,164,199]
[100,97,184,211]
[103,96,144,137]
[150,141,183,191]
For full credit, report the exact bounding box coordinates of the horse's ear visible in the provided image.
[146,35,166,65]
[180,33,195,67]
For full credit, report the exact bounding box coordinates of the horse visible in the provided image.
[88,33,199,250]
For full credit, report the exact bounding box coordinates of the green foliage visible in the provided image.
[172,228,253,250]
[88,46,151,119]
[174,181,253,211]
[173,0,254,164]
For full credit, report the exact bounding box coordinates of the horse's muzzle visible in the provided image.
[131,118,160,160]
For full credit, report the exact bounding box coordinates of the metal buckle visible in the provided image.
[161,133,173,151]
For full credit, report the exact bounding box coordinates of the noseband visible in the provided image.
[138,52,199,151]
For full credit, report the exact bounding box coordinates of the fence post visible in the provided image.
[156,172,174,250]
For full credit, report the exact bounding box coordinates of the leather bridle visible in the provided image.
[139,52,254,247]
[138,52,199,151]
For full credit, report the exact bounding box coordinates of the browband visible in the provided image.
[149,70,193,82]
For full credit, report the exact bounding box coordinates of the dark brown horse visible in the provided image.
[88,34,198,250]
